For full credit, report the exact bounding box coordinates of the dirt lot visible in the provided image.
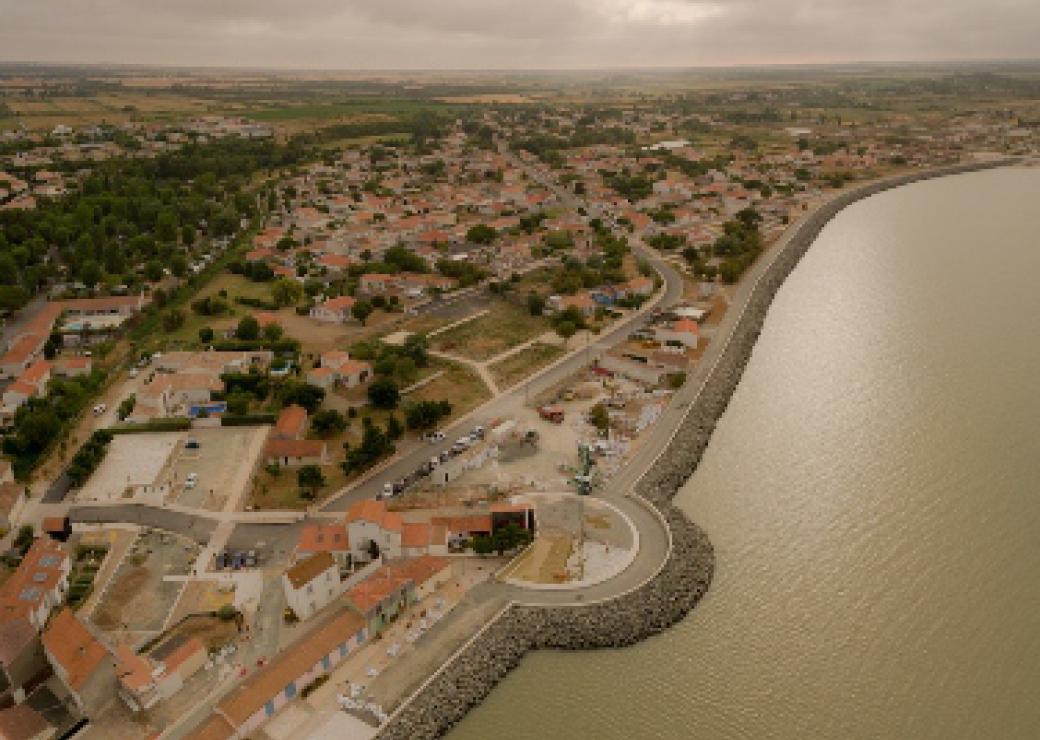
[430,301,549,361]
[92,530,198,637]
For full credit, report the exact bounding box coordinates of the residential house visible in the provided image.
[383,555,452,601]
[307,350,371,390]
[309,296,355,324]
[283,552,343,622]
[0,618,49,705]
[1,360,52,421]
[42,609,117,716]
[0,538,70,630]
[400,523,449,558]
[0,335,45,380]
[344,500,402,562]
[270,405,307,441]
[654,318,699,349]
[295,524,350,569]
[115,637,207,712]
[0,703,54,740]
[549,293,596,319]
[263,439,327,469]
[343,568,412,637]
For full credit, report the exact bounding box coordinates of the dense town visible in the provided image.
[0,68,1036,740]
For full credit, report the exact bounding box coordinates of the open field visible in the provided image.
[488,342,565,390]
[431,301,549,361]
[407,359,491,419]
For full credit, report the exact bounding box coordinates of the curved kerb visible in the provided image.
[375,159,1015,740]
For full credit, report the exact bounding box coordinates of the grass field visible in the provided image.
[160,272,273,347]
[407,358,491,419]
[488,342,565,390]
[431,301,549,362]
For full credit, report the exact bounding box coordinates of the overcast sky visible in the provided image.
[1,0,1038,70]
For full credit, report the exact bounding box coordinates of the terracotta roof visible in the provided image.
[297,524,349,554]
[400,523,447,549]
[42,608,109,691]
[321,350,351,368]
[431,514,492,535]
[0,703,51,740]
[216,607,364,727]
[18,360,51,385]
[671,319,700,335]
[114,643,154,693]
[264,438,326,460]
[320,295,356,311]
[0,538,67,623]
[345,499,402,533]
[0,618,37,666]
[0,334,44,367]
[274,404,308,439]
[384,555,451,588]
[344,570,409,614]
[284,552,336,590]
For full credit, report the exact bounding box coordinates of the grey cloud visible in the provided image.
[0,0,1037,69]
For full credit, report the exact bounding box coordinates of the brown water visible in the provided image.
[448,167,1040,740]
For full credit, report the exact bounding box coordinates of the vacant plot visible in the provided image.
[77,432,183,503]
[488,342,565,390]
[431,302,549,361]
[93,530,197,634]
[407,359,491,419]
[159,613,239,653]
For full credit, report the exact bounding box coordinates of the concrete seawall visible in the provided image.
[375,159,1013,740]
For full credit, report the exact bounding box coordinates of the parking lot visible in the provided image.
[161,426,268,511]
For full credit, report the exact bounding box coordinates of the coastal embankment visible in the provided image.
[375,158,1014,740]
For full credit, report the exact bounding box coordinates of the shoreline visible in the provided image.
[374,158,1015,740]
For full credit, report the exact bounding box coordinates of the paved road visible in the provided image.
[69,505,218,544]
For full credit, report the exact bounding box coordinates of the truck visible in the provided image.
[538,405,565,424]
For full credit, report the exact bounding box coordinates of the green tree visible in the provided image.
[170,254,188,278]
[526,292,545,316]
[271,278,303,307]
[278,381,325,413]
[144,260,164,282]
[367,377,400,409]
[162,308,186,333]
[385,413,403,441]
[262,322,284,341]
[351,299,373,326]
[555,320,577,346]
[198,326,214,344]
[79,259,103,287]
[465,224,496,245]
[588,403,610,435]
[311,409,347,437]
[236,315,259,340]
[297,465,325,497]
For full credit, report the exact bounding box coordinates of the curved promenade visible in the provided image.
[375,159,1013,740]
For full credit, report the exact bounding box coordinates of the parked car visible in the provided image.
[215,552,227,570]
[129,368,139,379]
[426,431,446,443]
[430,456,441,470]
[472,425,485,439]
[245,550,257,568]
[185,473,198,489]
[185,439,200,449]
[382,483,395,499]
[92,404,106,416]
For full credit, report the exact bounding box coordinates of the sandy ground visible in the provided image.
[164,426,268,511]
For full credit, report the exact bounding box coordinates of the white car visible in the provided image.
[185,473,198,489]
[129,368,139,378]
[92,404,106,416]
[426,431,446,443]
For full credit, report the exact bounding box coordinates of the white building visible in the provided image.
[282,552,343,622]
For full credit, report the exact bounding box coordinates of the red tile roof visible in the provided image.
[42,608,109,691]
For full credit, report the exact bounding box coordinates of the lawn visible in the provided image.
[430,301,549,362]
[488,342,565,391]
[160,272,274,347]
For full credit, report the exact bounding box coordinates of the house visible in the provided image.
[115,637,207,712]
[2,360,52,415]
[383,555,452,601]
[263,439,327,468]
[136,373,223,418]
[654,318,699,349]
[0,618,49,705]
[357,273,399,296]
[295,524,350,568]
[271,405,307,441]
[55,355,91,377]
[0,538,70,630]
[550,293,596,318]
[316,254,353,273]
[344,500,402,562]
[307,351,372,390]
[0,703,54,740]
[42,608,117,716]
[199,607,366,739]
[343,568,412,636]
[283,552,343,622]
[0,335,45,380]
[309,296,356,324]
[41,517,71,543]
[400,523,449,558]
[620,275,655,298]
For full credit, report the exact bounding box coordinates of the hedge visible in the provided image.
[221,413,277,427]
[212,338,300,353]
[109,418,192,434]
